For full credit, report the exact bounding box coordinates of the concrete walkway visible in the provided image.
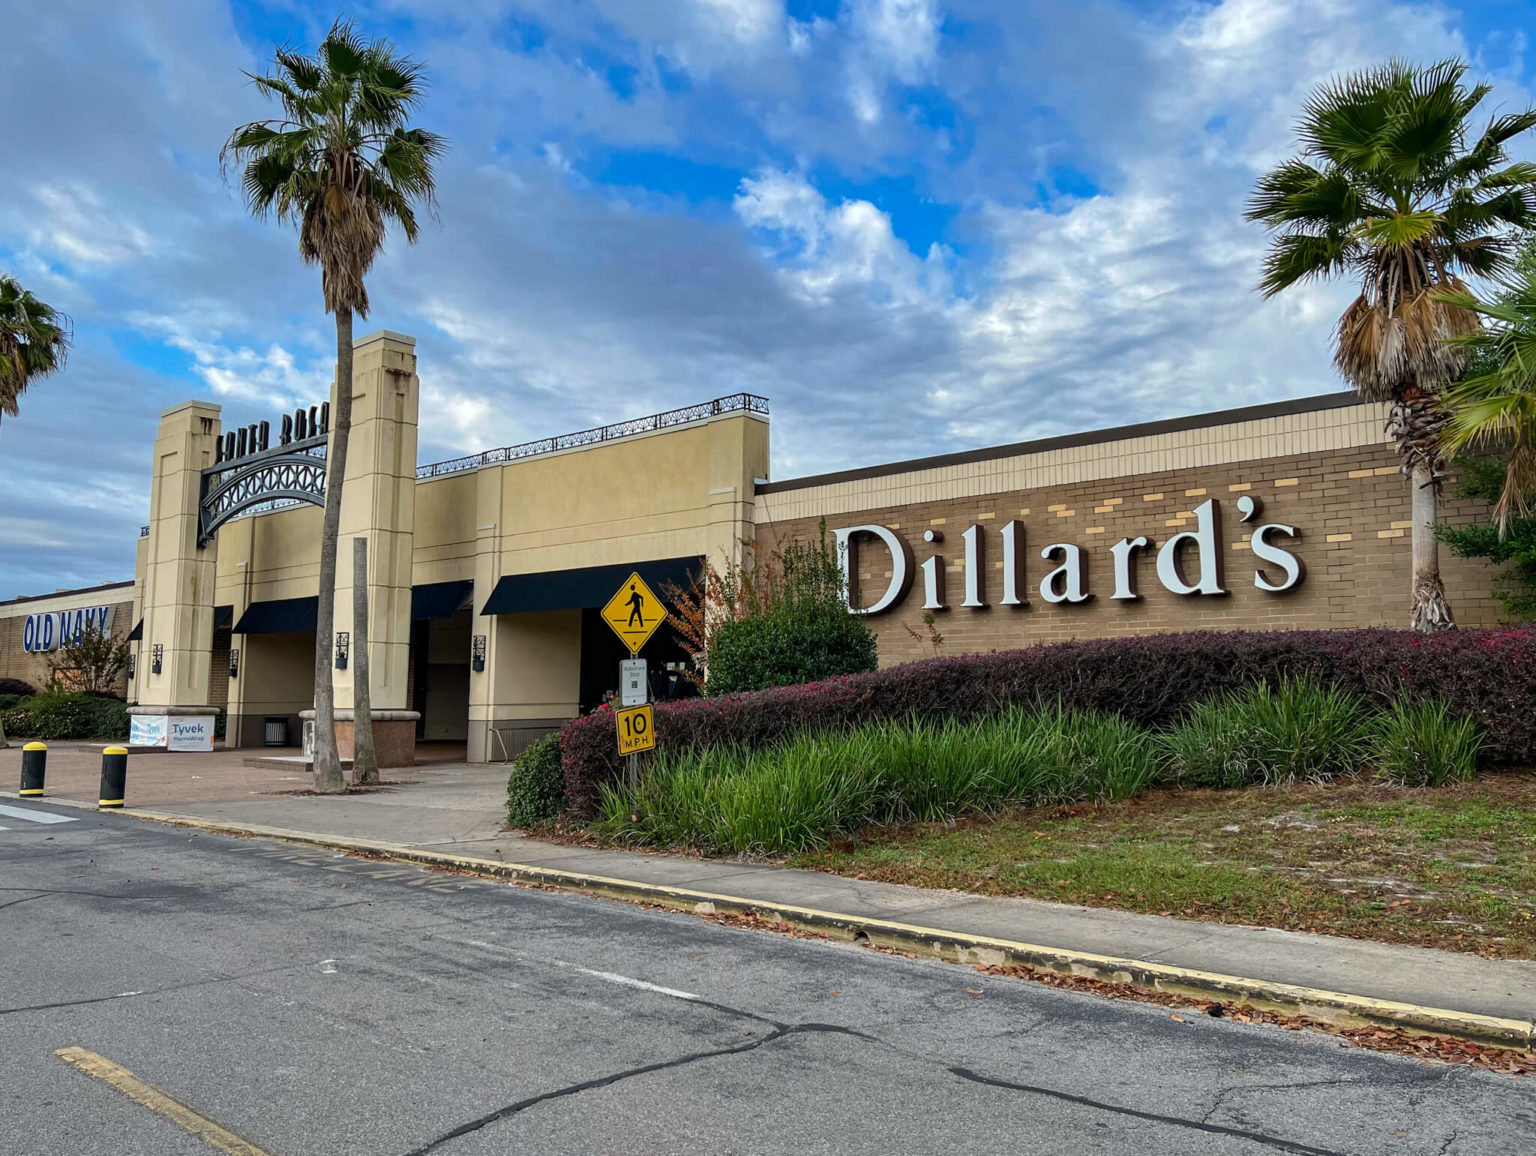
[7,755,1535,1042]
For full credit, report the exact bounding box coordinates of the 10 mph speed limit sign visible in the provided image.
[615,703,655,755]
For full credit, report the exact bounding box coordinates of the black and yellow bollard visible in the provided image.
[20,742,47,797]
[99,746,129,809]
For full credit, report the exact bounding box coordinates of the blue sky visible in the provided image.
[1,0,1533,595]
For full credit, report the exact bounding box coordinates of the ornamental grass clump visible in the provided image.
[593,707,1159,856]
[1159,676,1372,788]
[1370,700,1483,788]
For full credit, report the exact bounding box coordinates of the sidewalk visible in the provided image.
[7,752,1535,1048]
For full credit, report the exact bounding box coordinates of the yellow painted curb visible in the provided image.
[107,806,1536,1053]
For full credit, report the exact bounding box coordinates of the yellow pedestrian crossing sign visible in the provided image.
[601,571,667,655]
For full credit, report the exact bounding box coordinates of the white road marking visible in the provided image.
[450,936,701,1002]
[569,966,701,1002]
[0,825,9,831]
[0,804,78,825]
[318,960,338,974]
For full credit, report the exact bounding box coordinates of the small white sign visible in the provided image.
[129,714,167,748]
[168,716,215,752]
[620,658,648,706]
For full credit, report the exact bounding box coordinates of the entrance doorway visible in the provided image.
[411,609,471,741]
[578,607,696,714]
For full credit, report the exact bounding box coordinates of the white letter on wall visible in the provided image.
[1251,523,1305,592]
[961,524,986,608]
[1156,498,1227,596]
[832,525,913,614]
[1110,536,1152,601]
[1039,544,1092,604]
[999,521,1025,606]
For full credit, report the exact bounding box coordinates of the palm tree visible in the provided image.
[1246,59,1536,633]
[1438,248,1536,532]
[0,274,71,420]
[0,274,70,751]
[222,21,444,792]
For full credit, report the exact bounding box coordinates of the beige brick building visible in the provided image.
[0,329,1500,762]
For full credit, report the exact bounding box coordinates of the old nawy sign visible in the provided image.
[600,571,668,656]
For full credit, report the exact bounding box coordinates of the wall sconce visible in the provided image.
[334,632,349,670]
[472,634,487,672]
[229,648,241,679]
[126,653,136,681]
[151,644,164,675]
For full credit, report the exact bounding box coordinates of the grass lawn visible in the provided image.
[788,772,1536,959]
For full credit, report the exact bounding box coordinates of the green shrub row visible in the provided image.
[580,680,1484,855]
[591,707,1158,855]
[1,692,130,742]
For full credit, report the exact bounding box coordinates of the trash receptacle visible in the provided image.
[264,717,288,747]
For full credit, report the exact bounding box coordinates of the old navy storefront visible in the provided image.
[118,328,1499,764]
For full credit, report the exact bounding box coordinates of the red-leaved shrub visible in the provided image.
[559,629,1536,815]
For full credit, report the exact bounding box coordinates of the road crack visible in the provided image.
[399,1022,868,1155]
[949,1066,1349,1155]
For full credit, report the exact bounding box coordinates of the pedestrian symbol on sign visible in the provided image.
[600,571,667,655]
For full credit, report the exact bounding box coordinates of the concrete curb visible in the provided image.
[70,803,1534,1052]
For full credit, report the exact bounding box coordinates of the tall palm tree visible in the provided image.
[222,21,444,792]
[0,273,70,748]
[1246,59,1536,633]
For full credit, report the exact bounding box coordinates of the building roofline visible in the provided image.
[755,391,1365,495]
[0,579,135,609]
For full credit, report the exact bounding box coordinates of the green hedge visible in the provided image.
[507,733,565,826]
[705,607,878,696]
[1,692,130,742]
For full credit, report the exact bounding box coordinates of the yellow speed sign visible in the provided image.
[615,703,655,756]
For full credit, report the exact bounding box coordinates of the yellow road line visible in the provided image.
[54,1047,273,1156]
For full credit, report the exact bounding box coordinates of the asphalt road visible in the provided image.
[1,800,1533,1155]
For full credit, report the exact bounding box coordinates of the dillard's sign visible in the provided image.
[21,605,116,653]
[833,496,1303,615]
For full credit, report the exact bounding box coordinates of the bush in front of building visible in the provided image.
[591,707,1159,855]
[1158,677,1374,788]
[0,677,38,698]
[557,627,1536,816]
[704,606,878,696]
[506,733,566,827]
[0,691,130,742]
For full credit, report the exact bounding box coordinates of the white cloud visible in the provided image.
[127,311,331,410]
[28,183,157,266]
[844,0,942,123]
[734,169,953,305]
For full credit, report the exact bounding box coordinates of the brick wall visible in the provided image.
[0,599,137,693]
[757,443,1500,668]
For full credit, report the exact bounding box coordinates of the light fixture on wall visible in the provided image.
[150,644,164,675]
[472,634,486,672]
[229,648,240,679]
[334,632,349,670]
[126,653,136,681]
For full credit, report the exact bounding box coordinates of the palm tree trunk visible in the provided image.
[350,535,378,785]
[1410,464,1454,633]
[1390,390,1455,634]
[312,307,355,793]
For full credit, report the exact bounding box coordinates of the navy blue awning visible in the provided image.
[214,604,233,631]
[126,618,143,642]
[412,580,473,621]
[480,557,702,616]
[233,596,318,635]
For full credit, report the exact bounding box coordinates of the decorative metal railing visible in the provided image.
[415,393,770,480]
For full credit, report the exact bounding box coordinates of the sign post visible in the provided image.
[601,572,668,788]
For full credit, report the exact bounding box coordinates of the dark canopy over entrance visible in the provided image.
[479,556,702,615]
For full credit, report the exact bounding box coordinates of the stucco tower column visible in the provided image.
[131,401,222,740]
[704,410,771,577]
[328,330,420,766]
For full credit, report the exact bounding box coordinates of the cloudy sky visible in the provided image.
[0,0,1531,596]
